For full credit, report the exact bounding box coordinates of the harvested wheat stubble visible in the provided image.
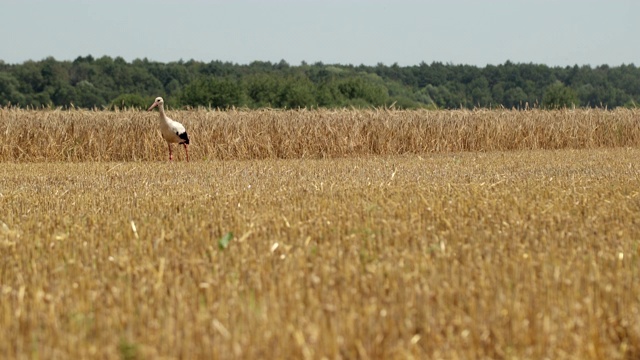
[1,108,639,161]
[1,148,640,358]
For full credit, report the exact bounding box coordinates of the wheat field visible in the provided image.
[1,109,640,359]
[1,108,640,161]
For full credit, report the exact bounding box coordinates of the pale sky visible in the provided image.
[1,0,638,67]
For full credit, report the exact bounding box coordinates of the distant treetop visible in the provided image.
[0,56,637,109]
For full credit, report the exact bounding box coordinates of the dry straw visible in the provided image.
[1,151,640,358]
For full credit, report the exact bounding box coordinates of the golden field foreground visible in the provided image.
[1,108,640,359]
[1,149,640,359]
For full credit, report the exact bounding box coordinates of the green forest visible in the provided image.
[0,55,639,110]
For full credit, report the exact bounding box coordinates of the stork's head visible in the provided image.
[147,97,164,111]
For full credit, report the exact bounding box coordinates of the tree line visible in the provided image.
[0,55,638,110]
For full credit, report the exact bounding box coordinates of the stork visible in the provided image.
[147,97,190,161]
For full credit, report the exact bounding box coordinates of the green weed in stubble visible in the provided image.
[218,231,233,250]
[118,338,138,360]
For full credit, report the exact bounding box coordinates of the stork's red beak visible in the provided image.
[147,102,158,111]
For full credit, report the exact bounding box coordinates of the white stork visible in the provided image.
[147,97,190,161]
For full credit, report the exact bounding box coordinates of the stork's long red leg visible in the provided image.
[168,143,173,161]
[183,144,189,162]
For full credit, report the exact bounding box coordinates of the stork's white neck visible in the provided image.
[157,104,168,123]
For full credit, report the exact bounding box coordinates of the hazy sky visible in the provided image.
[2,0,638,67]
